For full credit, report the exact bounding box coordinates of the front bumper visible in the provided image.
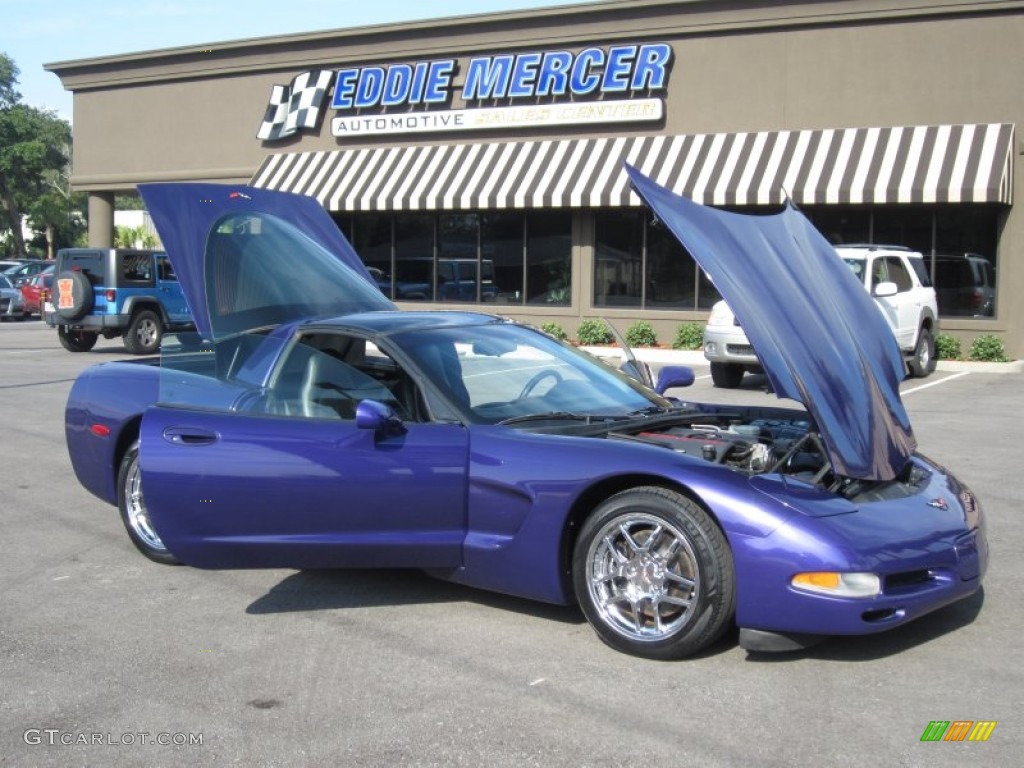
[703,325,759,365]
[733,463,988,639]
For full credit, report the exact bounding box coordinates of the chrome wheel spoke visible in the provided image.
[602,533,630,565]
[642,524,663,552]
[658,593,692,608]
[664,570,695,590]
[617,523,642,555]
[585,511,702,643]
[629,599,645,633]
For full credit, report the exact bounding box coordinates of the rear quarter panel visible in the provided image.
[65,360,162,505]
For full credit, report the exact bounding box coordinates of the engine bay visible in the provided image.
[606,409,928,502]
[608,414,816,475]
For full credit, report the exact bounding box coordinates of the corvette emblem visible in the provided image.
[927,498,949,510]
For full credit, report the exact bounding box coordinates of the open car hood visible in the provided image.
[627,166,915,481]
[138,183,394,341]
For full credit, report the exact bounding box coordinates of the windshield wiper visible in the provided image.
[498,411,600,426]
[626,405,676,417]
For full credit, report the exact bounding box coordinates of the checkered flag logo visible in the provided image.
[257,69,334,141]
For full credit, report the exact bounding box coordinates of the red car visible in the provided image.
[21,267,54,316]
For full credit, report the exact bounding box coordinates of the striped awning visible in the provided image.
[250,122,1014,210]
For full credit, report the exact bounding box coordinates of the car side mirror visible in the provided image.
[654,365,695,394]
[873,281,898,298]
[356,399,406,436]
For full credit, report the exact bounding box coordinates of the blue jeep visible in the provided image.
[45,248,193,354]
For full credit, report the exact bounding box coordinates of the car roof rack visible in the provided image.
[836,243,914,252]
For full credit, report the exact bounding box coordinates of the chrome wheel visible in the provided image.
[585,513,700,642]
[573,487,734,659]
[117,441,180,565]
[123,453,165,552]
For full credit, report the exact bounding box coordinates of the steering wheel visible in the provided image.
[518,369,564,400]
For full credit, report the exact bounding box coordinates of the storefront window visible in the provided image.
[438,214,480,302]
[594,211,643,307]
[646,222,696,309]
[931,206,998,317]
[394,214,434,301]
[697,268,722,310]
[350,214,392,296]
[803,204,999,318]
[526,213,572,306]
[594,210,712,311]
[482,212,525,304]
[808,207,871,246]
[872,206,933,254]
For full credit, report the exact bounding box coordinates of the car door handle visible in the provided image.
[162,426,219,445]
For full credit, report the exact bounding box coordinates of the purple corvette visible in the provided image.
[64,170,987,659]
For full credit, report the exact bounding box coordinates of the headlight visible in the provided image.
[791,571,881,598]
[706,302,734,327]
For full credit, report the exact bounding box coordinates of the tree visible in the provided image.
[0,52,73,258]
[28,171,87,258]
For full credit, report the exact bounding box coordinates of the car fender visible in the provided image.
[442,427,799,605]
[65,361,162,505]
[120,296,169,326]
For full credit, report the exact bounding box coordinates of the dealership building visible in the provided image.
[47,0,1023,355]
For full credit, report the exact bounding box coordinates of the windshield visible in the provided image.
[0,275,13,290]
[842,257,865,281]
[390,323,669,424]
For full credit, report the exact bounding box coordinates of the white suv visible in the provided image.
[703,245,939,388]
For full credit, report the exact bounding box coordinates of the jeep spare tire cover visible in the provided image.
[53,270,94,321]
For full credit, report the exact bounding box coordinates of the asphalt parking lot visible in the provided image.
[1,319,1020,767]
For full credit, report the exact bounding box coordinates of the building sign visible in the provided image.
[257,43,672,142]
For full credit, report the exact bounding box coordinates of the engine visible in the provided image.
[610,417,819,475]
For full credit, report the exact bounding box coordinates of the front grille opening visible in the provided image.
[862,608,900,623]
[884,570,934,591]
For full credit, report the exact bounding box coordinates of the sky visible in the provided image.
[1,0,596,121]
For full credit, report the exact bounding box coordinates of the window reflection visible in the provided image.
[526,213,571,306]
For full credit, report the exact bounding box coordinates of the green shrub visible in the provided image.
[968,334,1010,362]
[934,333,961,361]
[672,322,705,350]
[625,320,658,347]
[576,318,614,345]
[539,322,568,341]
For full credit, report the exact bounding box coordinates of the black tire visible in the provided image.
[52,270,94,322]
[117,441,180,565]
[57,325,99,352]
[907,327,936,378]
[573,486,735,660]
[123,309,163,355]
[710,362,745,389]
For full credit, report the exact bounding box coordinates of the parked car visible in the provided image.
[63,176,986,660]
[20,266,55,316]
[3,259,52,287]
[933,252,995,317]
[704,245,939,387]
[43,248,193,353]
[0,274,28,320]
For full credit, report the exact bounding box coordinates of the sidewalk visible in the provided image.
[580,345,1023,373]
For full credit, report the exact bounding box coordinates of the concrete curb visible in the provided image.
[578,346,708,365]
[936,359,1024,374]
[581,346,1022,373]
